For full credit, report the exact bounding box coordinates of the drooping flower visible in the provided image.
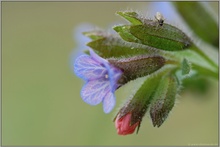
[115,113,140,135]
[74,49,122,113]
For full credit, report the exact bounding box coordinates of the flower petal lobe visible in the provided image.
[103,92,116,113]
[74,55,107,80]
[81,79,110,105]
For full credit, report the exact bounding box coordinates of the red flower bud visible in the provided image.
[115,113,140,135]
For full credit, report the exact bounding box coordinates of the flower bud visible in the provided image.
[115,113,140,135]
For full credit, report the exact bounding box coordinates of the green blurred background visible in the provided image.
[2,2,218,146]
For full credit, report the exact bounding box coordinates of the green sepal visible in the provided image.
[113,25,141,43]
[83,50,90,55]
[116,11,143,25]
[109,55,166,85]
[150,74,178,127]
[87,35,158,58]
[83,30,107,41]
[116,72,162,127]
[173,2,218,47]
[114,66,174,133]
[129,24,192,51]
[181,58,191,75]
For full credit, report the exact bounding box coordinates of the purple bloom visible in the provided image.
[74,49,122,113]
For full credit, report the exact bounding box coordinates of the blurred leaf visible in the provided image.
[182,74,211,96]
[83,30,107,41]
[173,2,219,48]
[116,11,143,25]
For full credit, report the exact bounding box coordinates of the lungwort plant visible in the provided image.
[73,2,218,135]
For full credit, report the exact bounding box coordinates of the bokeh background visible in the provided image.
[2,2,218,146]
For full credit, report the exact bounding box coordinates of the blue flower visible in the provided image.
[74,49,122,113]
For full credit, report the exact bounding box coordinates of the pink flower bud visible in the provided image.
[115,113,139,135]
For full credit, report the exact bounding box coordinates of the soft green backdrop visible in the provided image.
[2,2,218,146]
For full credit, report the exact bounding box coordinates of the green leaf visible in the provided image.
[87,35,159,58]
[129,24,192,51]
[173,2,218,47]
[116,11,143,25]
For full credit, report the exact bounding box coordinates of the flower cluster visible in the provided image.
[73,8,218,136]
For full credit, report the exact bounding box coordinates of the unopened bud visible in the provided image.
[115,113,140,135]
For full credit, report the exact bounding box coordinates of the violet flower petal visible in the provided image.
[102,91,116,113]
[74,55,107,80]
[107,65,123,92]
[81,79,110,105]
